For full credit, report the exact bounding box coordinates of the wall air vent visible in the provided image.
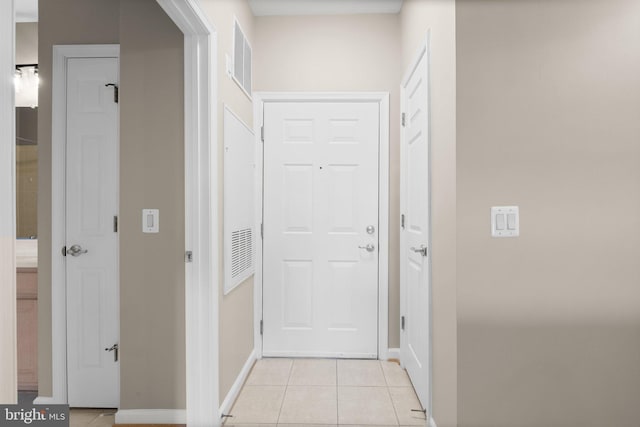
[233,18,252,98]
[231,228,253,278]
[223,106,255,294]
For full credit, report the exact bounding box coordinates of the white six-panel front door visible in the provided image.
[65,57,119,407]
[263,101,380,358]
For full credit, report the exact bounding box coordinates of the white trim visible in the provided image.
[400,33,433,420]
[253,92,390,360]
[0,0,17,405]
[430,416,438,427]
[154,1,220,426]
[115,409,187,425]
[219,349,257,417]
[386,348,401,360]
[32,397,57,405]
[49,44,120,406]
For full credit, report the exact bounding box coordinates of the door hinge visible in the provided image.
[185,251,193,263]
[61,245,67,257]
[401,315,406,331]
[113,215,118,232]
[401,112,406,127]
[260,223,263,239]
[401,214,405,230]
[260,319,264,335]
[260,125,264,142]
[105,83,119,103]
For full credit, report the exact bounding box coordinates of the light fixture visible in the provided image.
[15,64,39,108]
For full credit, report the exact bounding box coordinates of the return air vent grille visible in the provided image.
[231,228,253,278]
[223,106,255,294]
[232,18,252,97]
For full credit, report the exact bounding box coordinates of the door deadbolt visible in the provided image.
[366,225,376,235]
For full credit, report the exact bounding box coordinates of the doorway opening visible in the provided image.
[254,92,390,360]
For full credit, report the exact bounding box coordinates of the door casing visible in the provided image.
[253,92,390,360]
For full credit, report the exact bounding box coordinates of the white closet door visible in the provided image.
[65,57,119,408]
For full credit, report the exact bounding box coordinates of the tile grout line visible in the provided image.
[381,360,402,427]
[275,358,295,425]
[335,359,339,426]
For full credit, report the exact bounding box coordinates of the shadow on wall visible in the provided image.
[458,320,640,427]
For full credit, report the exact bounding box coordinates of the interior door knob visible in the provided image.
[410,245,428,257]
[358,244,375,253]
[67,244,88,257]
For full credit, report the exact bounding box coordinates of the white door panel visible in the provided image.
[66,57,119,408]
[401,50,431,411]
[263,102,379,357]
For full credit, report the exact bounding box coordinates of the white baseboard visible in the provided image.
[386,347,400,360]
[219,348,257,417]
[114,409,186,424]
[430,416,437,427]
[33,396,61,405]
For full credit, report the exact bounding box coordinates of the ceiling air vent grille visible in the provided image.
[233,18,252,97]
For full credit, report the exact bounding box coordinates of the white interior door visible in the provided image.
[400,46,431,411]
[262,101,379,358]
[65,57,119,407]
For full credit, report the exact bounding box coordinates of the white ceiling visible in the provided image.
[15,0,403,22]
[249,0,404,17]
[14,0,402,22]
[15,0,38,22]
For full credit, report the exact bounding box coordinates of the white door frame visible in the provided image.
[3,1,222,422]
[0,0,17,404]
[155,2,220,425]
[253,92,390,360]
[39,2,222,425]
[400,34,434,427]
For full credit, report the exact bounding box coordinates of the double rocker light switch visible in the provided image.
[491,206,519,237]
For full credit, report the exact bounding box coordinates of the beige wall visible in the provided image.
[457,0,640,426]
[119,0,185,409]
[199,0,257,401]
[16,23,38,64]
[253,13,402,348]
[400,1,457,426]
[39,0,186,409]
[38,0,120,397]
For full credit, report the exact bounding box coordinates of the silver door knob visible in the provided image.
[410,245,428,257]
[359,244,376,253]
[67,244,88,257]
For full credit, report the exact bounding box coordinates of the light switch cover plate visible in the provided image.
[142,209,159,233]
[491,206,519,237]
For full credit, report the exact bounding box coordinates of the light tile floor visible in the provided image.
[18,393,115,427]
[69,409,115,427]
[224,358,426,426]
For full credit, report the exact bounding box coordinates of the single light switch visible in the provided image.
[491,206,519,237]
[142,209,159,233]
